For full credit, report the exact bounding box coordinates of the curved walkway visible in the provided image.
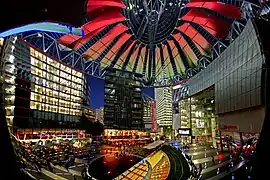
[149,152,170,179]
[115,150,170,180]
[116,145,191,180]
[161,145,191,180]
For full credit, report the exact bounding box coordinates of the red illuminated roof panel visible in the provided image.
[186,2,241,19]
[54,0,245,84]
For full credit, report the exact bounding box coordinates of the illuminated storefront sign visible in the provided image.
[178,128,191,135]
[104,129,150,137]
[196,119,205,128]
[220,124,239,132]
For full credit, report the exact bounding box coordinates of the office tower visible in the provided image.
[143,97,157,132]
[155,87,173,127]
[143,100,152,131]
[1,37,87,138]
[104,68,144,130]
[83,108,96,122]
[96,107,104,124]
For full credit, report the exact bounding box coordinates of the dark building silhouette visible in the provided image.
[104,68,144,130]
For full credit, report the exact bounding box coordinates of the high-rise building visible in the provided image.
[83,108,96,122]
[104,68,144,130]
[143,99,157,132]
[95,107,104,124]
[143,100,152,131]
[1,37,88,139]
[155,87,172,127]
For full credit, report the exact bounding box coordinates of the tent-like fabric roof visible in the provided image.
[57,0,241,82]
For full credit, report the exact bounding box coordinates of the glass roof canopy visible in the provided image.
[0,0,262,86]
[58,0,241,85]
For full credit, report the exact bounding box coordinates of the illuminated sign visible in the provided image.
[196,119,205,128]
[220,124,239,132]
[178,128,191,135]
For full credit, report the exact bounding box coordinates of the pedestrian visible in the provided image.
[226,164,230,172]
[65,162,69,171]
[212,156,215,165]
[199,163,203,175]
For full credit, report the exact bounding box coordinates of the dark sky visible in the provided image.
[88,76,154,109]
[0,0,87,32]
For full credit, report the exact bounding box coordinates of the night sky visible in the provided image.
[0,0,87,32]
[88,75,154,109]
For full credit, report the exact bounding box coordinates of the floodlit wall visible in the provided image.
[2,37,86,131]
[155,87,173,126]
[187,19,264,114]
[29,47,83,117]
[219,107,264,133]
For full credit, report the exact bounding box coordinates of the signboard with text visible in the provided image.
[220,124,239,132]
[178,128,191,136]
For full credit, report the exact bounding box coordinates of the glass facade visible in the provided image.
[179,99,191,130]
[179,87,219,145]
[29,47,83,117]
[187,20,263,114]
[155,87,172,127]
[104,68,144,130]
[143,100,152,131]
[1,37,86,135]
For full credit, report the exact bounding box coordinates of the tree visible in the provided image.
[80,115,104,136]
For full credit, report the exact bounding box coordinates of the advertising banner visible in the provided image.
[178,128,191,136]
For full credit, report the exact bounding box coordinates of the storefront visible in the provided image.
[218,106,263,152]
[176,128,192,144]
[178,86,219,146]
[104,129,150,139]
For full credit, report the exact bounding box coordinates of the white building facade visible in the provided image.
[155,87,173,127]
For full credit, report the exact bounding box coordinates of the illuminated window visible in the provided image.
[36,102,41,110]
[34,50,39,58]
[42,63,46,70]
[30,47,34,56]
[29,48,85,117]
[0,38,4,46]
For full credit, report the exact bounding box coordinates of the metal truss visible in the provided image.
[240,0,262,20]
[142,93,154,102]
[178,0,262,84]
[14,0,261,87]
[227,21,246,43]
[211,41,228,59]
[18,30,241,87]
[20,32,106,79]
[172,83,190,102]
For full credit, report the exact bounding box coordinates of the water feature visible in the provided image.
[88,154,142,180]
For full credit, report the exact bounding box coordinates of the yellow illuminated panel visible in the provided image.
[0,38,4,46]
[29,47,84,116]
[145,151,164,168]
[104,129,150,137]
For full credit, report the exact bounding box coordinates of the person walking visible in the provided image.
[199,163,203,175]
[212,156,215,165]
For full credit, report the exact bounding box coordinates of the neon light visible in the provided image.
[0,22,84,37]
